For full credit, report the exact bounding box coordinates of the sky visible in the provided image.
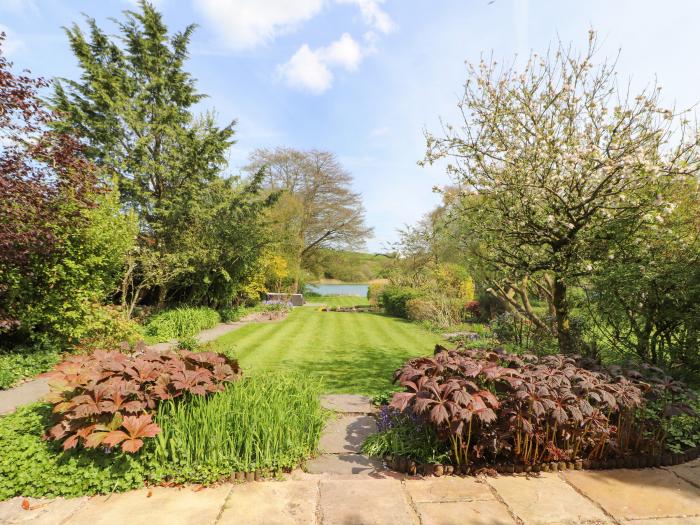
[2,0,700,252]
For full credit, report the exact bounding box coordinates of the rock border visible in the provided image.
[320,306,380,313]
[384,446,700,477]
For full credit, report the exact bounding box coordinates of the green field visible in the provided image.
[211,306,442,395]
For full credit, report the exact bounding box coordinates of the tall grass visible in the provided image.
[153,373,326,481]
[144,307,220,340]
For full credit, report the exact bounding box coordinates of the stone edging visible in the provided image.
[320,306,380,313]
[385,445,700,477]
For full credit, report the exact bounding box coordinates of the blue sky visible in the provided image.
[2,0,700,251]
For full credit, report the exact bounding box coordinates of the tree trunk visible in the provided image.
[157,285,168,310]
[552,276,573,353]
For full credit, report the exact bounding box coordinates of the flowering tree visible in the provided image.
[423,32,700,353]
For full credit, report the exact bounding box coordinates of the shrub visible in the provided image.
[0,339,62,390]
[0,404,154,501]
[42,349,241,453]
[405,298,434,322]
[367,280,388,306]
[144,307,220,341]
[387,344,697,467]
[406,296,463,327]
[153,373,326,481]
[71,304,141,353]
[464,301,481,320]
[381,286,422,318]
[219,306,246,323]
[362,407,448,464]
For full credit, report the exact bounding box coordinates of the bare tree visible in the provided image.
[246,148,373,281]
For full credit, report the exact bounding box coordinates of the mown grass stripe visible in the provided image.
[212,304,443,395]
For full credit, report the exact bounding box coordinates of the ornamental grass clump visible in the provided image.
[144,307,220,340]
[153,373,326,480]
[389,344,696,468]
[42,349,241,453]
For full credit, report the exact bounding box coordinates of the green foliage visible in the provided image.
[490,312,558,356]
[52,3,275,310]
[367,280,388,305]
[371,387,402,406]
[362,411,448,464]
[381,286,423,318]
[587,179,700,374]
[0,340,61,390]
[144,307,220,341]
[3,188,137,345]
[0,404,154,500]
[154,373,326,480]
[664,396,700,453]
[305,250,392,282]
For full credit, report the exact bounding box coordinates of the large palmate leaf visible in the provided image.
[102,415,160,453]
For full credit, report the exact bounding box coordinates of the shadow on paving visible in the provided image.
[342,416,376,452]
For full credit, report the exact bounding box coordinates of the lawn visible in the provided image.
[211,306,443,395]
[306,295,370,307]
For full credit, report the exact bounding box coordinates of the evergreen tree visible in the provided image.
[51,2,263,308]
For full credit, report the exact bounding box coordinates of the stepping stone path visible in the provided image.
[306,394,385,476]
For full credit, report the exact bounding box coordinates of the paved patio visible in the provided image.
[2,461,699,525]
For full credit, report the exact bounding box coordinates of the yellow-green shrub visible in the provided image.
[367,279,389,306]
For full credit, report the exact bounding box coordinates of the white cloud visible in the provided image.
[277,33,364,93]
[195,0,395,51]
[196,0,324,50]
[277,44,333,93]
[337,0,395,34]
[321,32,362,70]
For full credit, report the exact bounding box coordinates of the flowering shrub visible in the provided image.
[42,349,241,453]
[390,344,696,467]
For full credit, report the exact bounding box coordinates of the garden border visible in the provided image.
[384,445,700,477]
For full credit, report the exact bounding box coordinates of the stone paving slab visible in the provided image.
[563,468,700,521]
[218,481,318,525]
[66,485,231,525]
[318,414,377,453]
[320,394,373,414]
[320,479,418,525]
[488,473,612,524]
[405,477,494,503]
[668,461,700,487]
[415,500,517,525]
[0,378,49,415]
[305,453,385,476]
[0,496,87,525]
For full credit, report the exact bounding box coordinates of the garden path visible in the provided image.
[3,458,699,524]
[305,394,386,476]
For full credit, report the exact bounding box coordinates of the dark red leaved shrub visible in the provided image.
[464,301,481,320]
[391,344,692,467]
[41,349,241,453]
